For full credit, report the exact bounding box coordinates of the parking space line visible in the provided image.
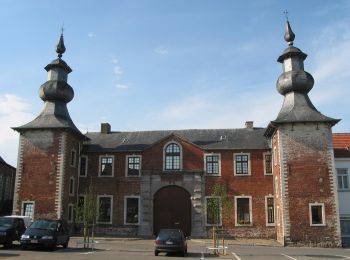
[232,252,242,260]
[281,253,298,260]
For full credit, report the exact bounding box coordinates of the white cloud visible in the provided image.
[112,58,118,64]
[154,46,169,55]
[88,32,95,38]
[113,66,123,75]
[0,94,33,166]
[116,84,129,89]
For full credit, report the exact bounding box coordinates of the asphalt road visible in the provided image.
[0,238,349,260]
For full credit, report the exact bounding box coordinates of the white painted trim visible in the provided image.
[204,153,221,176]
[234,195,253,226]
[125,155,142,177]
[309,202,326,226]
[97,195,113,224]
[265,195,275,226]
[98,155,115,177]
[21,201,35,221]
[79,155,88,177]
[124,196,140,225]
[263,152,273,175]
[69,176,75,197]
[205,196,222,226]
[68,203,74,223]
[233,153,251,176]
[56,132,67,219]
[163,141,183,171]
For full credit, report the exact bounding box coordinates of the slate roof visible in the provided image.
[0,156,15,169]
[83,128,270,153]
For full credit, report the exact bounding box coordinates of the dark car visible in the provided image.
[20,219,69,250]
[0,216,26,248]
[154,228,187,256]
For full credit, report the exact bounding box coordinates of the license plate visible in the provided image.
[31,239,38,244]
[165,241,173,245]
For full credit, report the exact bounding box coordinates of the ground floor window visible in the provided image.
[340,215,350,247]
[266,196,275,226]
[206,197,221,226]
[235,196,252,226]
[22,201,34,220]
[125,196,140,224]
[97,196,113,224]
[309,203,325,226]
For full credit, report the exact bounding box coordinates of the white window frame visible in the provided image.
[265,195,275,226]
[70,149,77,167]
[79,155,88,177]
[98,155,115,177]
[69,176,75,196]
[204,153,221,176]
[68,203,74,223]
[309,202,326,226]
[205,196,222,226]
[124,196,140,225]
[163,141,183,171]
[263,152,273,175]
[233,153,251,176]
[337,168,349,191]
[125,155,142,177]
[235,196,253,226]
[97,195,113,224]
[21,201,35,221]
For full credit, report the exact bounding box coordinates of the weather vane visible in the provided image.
[61,22,65,35]
[283,10,289,21]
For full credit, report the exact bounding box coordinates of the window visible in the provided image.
[99,156,114,177]
[235,196,252,226]
[126,156,141,177]
[205,154,220,175]
[124,196,140,224]
[97,196,113,224]
[71,149,76,167]
[234,153,250,175]
[164,143,181,170]
[79,156,88,177]
[22,201,34,221]
[337,168,349,191]
[69,177,75,196]
[340,216,350,237]
[265,196,275,226]
[309,203,325,226]
[206,197,221,226]
[264,153,272,175]
[68,204,74,223]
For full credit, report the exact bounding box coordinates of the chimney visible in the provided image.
[101,123,111,134]
[245,121,254,129]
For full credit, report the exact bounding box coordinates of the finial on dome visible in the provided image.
[56,27,66,58]
[283,11,295,46]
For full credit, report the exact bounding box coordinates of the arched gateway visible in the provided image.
[153,186,191,236]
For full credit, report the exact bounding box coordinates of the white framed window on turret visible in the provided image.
[235,196,252,226]
[126,155,142,177]
[99,155,114,177]
[204,153,221,176]
[97,195,113,224]
[163,142,182,171]
[79,155,88,177]
[124,196,140,225]
[263,152,272,175]
[22,201,35,221]
[309,203,326,226]
[233,153,251,176]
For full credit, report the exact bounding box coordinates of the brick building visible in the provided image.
[0,156,16,216]
[12,21,342,246]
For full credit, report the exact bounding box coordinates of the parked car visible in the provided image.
[20,219,69,250]
[5,215,31,228]
[0,216,27,248]
[154,228,187,256]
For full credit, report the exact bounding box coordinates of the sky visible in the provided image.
[1,0,350,166]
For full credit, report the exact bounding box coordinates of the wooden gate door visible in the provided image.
[153,186,191,236]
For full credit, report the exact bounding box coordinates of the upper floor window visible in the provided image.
[205,154,220,175]
[99,156,114,177]
[264,153,272,175]
[69,177,75,196]
[126,155,141,177]
[164,143,181,170]
[234,153,250,176]
[337,168,349,191]
[70,149,76,167]
[79,156,88,177]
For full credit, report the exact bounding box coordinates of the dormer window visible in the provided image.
[164,143,181,170]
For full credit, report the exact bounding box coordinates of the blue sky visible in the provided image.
[1,0,350,166]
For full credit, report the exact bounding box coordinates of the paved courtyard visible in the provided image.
[0,238,349,260]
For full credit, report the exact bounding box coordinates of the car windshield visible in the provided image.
[158,229,182,240]
[29,220,58,230]
[0,217,14,227]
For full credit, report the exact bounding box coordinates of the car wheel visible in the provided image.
[154,250,159,256]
